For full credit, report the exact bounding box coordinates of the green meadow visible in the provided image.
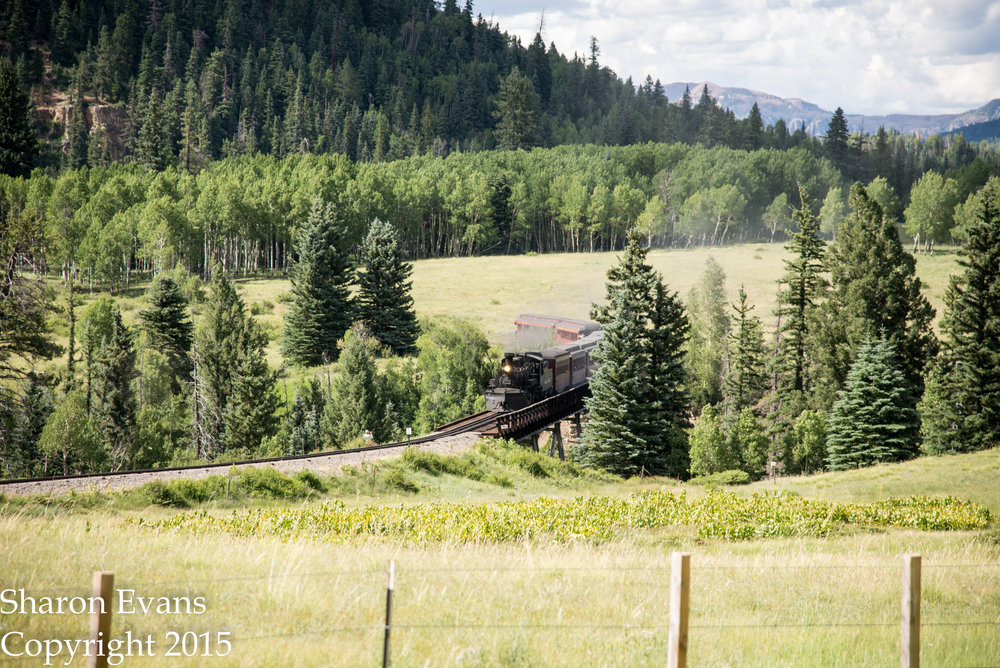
[2,444,997,666]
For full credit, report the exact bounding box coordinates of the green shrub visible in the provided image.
[237,467,311,499]
[485,474,513,488]
[295,470,327,492]
[510,450,551,478]
[171,478,223,503]
[250,300,274,315]
[381,468,420,493]
[141,481,190,507]
[690,469,751,486]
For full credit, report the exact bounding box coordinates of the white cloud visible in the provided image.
[481,0,1000,115]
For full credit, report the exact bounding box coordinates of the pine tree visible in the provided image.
[287,378,323,455]
[221,309,278,452]
[0,56,38,177]
[642,281,692,478]
[774,187,826,403]
[812,183,937,410]
[1,372,52,478]
[138,274,193,393]
[493,67,539,150]
[920,178,1000,454]
[91,306,139,470]
[136,88,173,171]
[576,301,647,475]
[826,336,920,470]
[281,201,353,366]
[194,269,277,456]
[724,284,767,413]
[65,70,89,169]
[742,102,763,150]
[321,325,392,446]
[1,203,59,426]
[578,230,690,477]
[357,218,419,355]
[194,270,244,458]
[825,107,850,175]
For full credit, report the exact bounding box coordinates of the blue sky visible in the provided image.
[478,0,1000,116]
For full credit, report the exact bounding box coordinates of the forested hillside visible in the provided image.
[2,0,997,204]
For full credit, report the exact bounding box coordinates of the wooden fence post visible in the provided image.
[901,554,921,668]
[668,552,690,668]
[383,560,395,668]
[89,571,114,668]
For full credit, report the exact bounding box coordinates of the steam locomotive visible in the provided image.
[485,315,603,412]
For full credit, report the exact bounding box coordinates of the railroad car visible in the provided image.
[485,329,603,411]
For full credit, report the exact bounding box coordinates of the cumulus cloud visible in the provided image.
[480,0,1000,115]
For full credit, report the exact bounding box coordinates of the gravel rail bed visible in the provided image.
[0,433,484,497]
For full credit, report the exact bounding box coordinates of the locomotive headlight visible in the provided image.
[503,364,512,374]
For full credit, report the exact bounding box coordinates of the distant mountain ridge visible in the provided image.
[663,82,1000,139]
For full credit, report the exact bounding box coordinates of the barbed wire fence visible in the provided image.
[1,555,998,667]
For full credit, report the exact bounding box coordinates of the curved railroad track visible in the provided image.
[0,411,500,497]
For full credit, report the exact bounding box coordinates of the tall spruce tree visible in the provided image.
[195,269,276,457]
[91,306,139,470]
[724,284,767,413]
[139,274,193,394]
[824,107,850,176]
[0,372,52,478]
[136,88,173,171]
[221,307,279,452]
[281,200,353,366]
[493,67,539,150]
[643,280,693,477]
[826,336,920,470]
[321,325,393,446]
[65,71,89,170]
[357,218,419,355]
[812,183,937,410]
[0,56,37,177]
[577,230,690,477]
[773,187,826,407]
[920,178,1000,454]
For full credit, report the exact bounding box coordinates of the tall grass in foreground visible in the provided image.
[2,449,998,665]
[0,513,997,666]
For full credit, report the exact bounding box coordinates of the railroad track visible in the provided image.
[0,411,499,496]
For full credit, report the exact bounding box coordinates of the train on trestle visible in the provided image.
[485,315,603,412]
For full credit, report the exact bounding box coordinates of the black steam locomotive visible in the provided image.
[485,329,603,411]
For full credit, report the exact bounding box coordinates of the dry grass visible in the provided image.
[1,509,997,666]
[38,242,958,374]
[2,450,999,666]
[411,242,958,346]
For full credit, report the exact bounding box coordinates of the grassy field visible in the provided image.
[2,446,998,666]
[41,241,960,373]
[406,242,960,346]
